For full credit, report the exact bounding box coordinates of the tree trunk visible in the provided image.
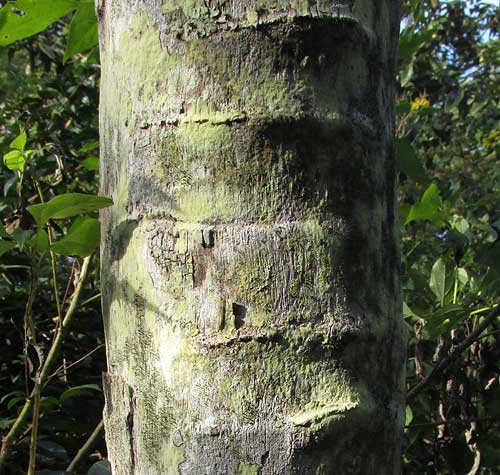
[97,1,405,474]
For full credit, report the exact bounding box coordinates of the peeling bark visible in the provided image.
[97,1,406,474]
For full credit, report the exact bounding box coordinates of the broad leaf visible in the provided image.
[78,140,99,154]
[405,184,445,227]
[51,217,100,256]
[3,150,25,172]
[59,384,101,403]
[0,240,16,258]
[10,129,27,152]
[27,193,113,228]
[405,405,413,426]
[399,28,435,62]
[429,257,446,305]
[396,138,429,184]
[0,224,10,239]
[0,0,79,46]
[31,229,49,253]
[11,228,33,250]
[64,4,98,62]
[81,156,100,171]
[424,304,468,338]
[0,418,15,430]
[88,460,112,475]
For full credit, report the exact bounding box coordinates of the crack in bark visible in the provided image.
[127,386,137,474]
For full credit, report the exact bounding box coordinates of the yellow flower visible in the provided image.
[411,96,431,112]
[482,129,500,148]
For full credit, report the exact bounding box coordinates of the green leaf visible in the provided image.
[40,396,60,409]
[0,224,10,239]
[88,460,111,475]
[59,384,101,403]
[396,138,429,184]
[424,304,468,338]
[457,267,469,289]
[31,229,49,253]
[3,150,25,172]
[0,240,16,258]
[429,257,447,305]
[11,228,33,250]
[10,128,27,152]
[399,28,435,62]
[0,418,15,430]
[52,217,101,256]
[0,0,79,46]
[403,302,420,320]
[400,59,414,87]
[405,405,413,426]
[7,396,25,410]
[27,193,113,228]
[405,184,445,227]
[397,100,411,114]
[63,4,98,63]
[81,156,100,171]
[0,391,24,404]
[78,140,99,153]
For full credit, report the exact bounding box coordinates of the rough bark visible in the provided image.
[97,1,406,474]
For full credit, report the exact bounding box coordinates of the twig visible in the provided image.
[0,256,92,474]
[79,293,101,307]
[27,383,40,475]
[407,304,500,402]
[406,416,500,429]
[66,419,105,474]
[49,345,104,381]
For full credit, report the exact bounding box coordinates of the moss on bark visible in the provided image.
[98,0,405,473]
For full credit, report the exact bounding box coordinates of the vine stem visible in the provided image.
[407,304,500,402]
[34,180,62,324]
[0,256,92,474]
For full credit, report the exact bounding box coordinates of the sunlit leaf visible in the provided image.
[405,184,445,227]
[405,405,413,425]
[10,128,27,152]
[424,304,469,338]
[81,156,100,171]
[0,0,80,46]
[3,150,25,172]
[78,141,99,154]
[64,4,98,62]
[51,217,100,256]
[27,193,113,228]
[429,257,446,305]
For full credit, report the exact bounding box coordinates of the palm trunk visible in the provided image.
[97,1,405,474]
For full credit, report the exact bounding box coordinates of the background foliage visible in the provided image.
[0,0,498,474]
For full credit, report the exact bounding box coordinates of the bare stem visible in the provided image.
[66,419,105,473]
[407,304,500,402]
[27,383,41,475]
[0,256,92,474]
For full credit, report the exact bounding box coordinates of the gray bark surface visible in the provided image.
[97,1,406,474]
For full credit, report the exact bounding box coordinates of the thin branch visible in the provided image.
[0,256,92,474]
[407,304,500,402]
[49,345,104,381]
[27,383,41,475]
[66,419,105,474]
[79,293,101,307]
[406,416,500,429]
